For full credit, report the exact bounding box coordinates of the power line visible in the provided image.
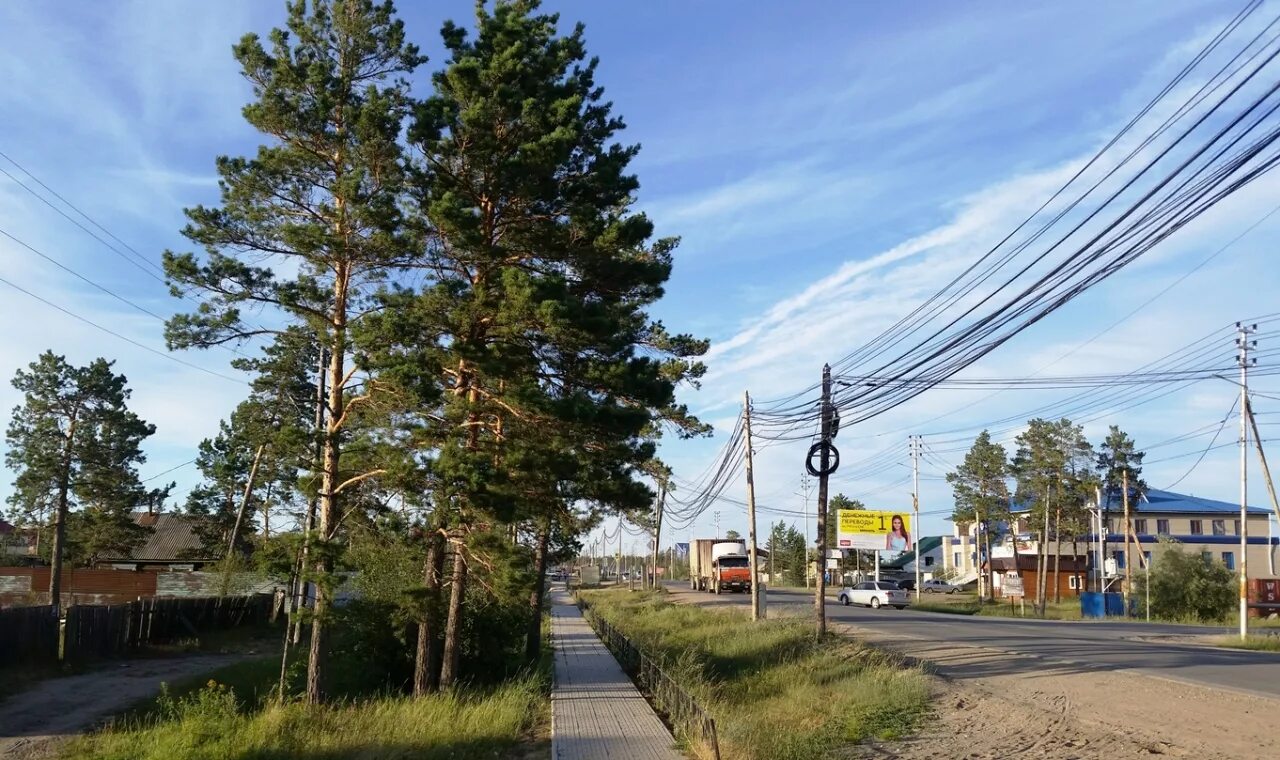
[0,274,247,386]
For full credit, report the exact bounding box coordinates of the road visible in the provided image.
[665,582,1280,700]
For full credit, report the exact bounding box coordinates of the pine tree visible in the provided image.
[162,0,425,703]
[5,352,162,613]
[1097,425,1146,596]
[946,430,1010,600]
[377,0,707,688]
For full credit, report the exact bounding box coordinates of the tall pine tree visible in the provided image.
[377,0,708,688]
[162,0,425,703]
[947,430,1010,600]
[5,352,162,613]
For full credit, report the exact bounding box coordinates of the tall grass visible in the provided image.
[581,589,929,760]
[61,674,545,760]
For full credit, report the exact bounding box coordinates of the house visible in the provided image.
[984,554,1089,598]
[96,512,219,571]
[0,519,37,559]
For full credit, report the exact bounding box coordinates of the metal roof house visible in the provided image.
[97,512,219,571]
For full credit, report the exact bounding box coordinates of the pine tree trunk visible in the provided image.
[439,543,468,689]
[48,418,77,616]
[1053,508,1062,605]
[526,521,551,662]
[983,518,994,604]
[306,296,347,705]
[413,529,445,696]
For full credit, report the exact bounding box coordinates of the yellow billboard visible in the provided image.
[836,510,913,552]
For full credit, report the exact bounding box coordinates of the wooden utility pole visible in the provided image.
[650,480,666,590]
[813,365,834,637]
[744,390,762,621]
[1246,398,1280,576]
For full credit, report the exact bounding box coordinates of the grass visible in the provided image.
[62,625,553,760]
[1215,633,1280,652]
[580,588,930,760]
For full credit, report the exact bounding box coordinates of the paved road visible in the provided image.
[665,582,1280,700]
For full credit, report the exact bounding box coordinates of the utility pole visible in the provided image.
[617,518,623,586]
[713,510,721,538]
[910,435,921,602]
[1122,469,1131,614]
[810,364,838,638]
[651,479,666,591]
[1238,322,1257,640]
[743,390,763,621]
[801,473,812,588]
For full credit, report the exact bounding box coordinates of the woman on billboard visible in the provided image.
[885,514,910,552]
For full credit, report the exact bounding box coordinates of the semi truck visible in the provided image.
[689,538,753,594]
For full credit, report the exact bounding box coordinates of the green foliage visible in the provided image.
[947,430,1010,530]
[1011,418,1096,534]
[1142,540,1235,623]
[1097,425,1147,510]
[581,590,928,759]
[63,674,546,760]
[5,352,167,567]
[766,520,807,585]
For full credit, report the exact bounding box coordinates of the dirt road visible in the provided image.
[0,653,260,759]
[666,585,1280,759]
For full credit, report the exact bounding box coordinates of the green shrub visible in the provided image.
[1142,540,1235,622]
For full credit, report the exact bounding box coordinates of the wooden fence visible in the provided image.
[0,604,60,668]
[62,594,274,665]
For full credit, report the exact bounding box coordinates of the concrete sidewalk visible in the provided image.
[550,590,683,760]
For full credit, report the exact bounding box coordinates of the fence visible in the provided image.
[578,598,720,760]
[0,605,60,669]
[63,594,274,665]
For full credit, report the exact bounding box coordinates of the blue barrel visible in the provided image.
[1104,592,1125,617]
[1080,592,1104,619]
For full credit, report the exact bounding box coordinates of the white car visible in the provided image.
[921,579,959,594]
[838,581,910,609]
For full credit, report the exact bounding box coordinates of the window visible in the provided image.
[1212,519,1226,536]
[1113,550,1126,569]
[1107,519,1116,534]
[1190,520,1203,535]
[1157,519,1170,535]
[953,552,961,567]
[1201,551,1213,564]
[924,556,935,567]
[1069,575,1080,590]
[1134,519,1148,534]
[1223,552,1236,570]
[1144,551,1152,566]
[1234,520,1242,536]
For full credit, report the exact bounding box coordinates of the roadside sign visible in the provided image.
[1002,576,1024,597]
[836,509,913,552]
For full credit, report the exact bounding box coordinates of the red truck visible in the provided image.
[689,538,753,594]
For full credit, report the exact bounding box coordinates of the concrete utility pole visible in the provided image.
[743,390,763,621]
[1123,469,1132,613]
[1238,322,1257,640]
[812,364,836,637]
[801,473,812,588]
[910,435,922,602]
[617,518,624,585]
[651,480,666,591]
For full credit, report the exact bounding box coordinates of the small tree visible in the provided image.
[947,430,1010,600]
[5,352,162,612]
[1142,540,1234,622]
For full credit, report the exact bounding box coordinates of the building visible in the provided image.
[879,536,944,579]
[985,554,1089,598]
[96,512,219,571]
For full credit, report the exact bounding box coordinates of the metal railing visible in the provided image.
[578,597,721,760]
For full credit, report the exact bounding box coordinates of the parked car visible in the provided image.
[921,579,959,594]
[837,581,910,609]
[896,578,916,591]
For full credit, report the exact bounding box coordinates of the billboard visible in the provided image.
[836,510,913,552]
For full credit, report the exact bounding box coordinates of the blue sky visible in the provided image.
[2,0,1278,552]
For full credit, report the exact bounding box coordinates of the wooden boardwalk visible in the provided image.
[550,591,683,760]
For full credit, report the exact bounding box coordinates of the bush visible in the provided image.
[1143,541,1235,622]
